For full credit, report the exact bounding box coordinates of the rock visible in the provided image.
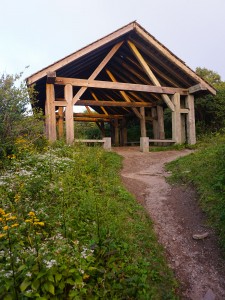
[203,288,216,300]
[192,232,209,240]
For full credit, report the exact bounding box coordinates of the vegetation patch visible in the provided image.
[0,143,178,299]
[166,133,225,253]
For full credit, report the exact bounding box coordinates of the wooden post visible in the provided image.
[100,121,105,138]
[157,106,165,139]
[121,118,127,146]
[64,84,74,144]
[114,118,119,146]
[58,107,64,139]
[140,107,147,137]
[172,93,182,144]
[181,114,186,143]
[185,94,196,144]
[45,84,56,142]
[151,107,159,140]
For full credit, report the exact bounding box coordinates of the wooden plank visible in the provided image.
[127,40,175,111]
[72,41,123,105]
[75,100,153,107]
[188,84,207,94]
[134,25,216,95]
[26,23,134,85]
[45,84,57,142]
[54,100,67,106]
[65,84,74,144]
[180,108,189,114]
[74,139,104,143]
[55,77,188,95]
[149,139,175,143]
[106,69,142,119]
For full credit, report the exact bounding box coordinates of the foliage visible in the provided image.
[195,68,225,134]
[0,143,178,299]
[166,132,225,253]
[0,72,47,164]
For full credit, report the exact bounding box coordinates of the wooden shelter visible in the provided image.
[26,21,216,149]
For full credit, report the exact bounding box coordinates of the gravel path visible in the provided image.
[114,147,225,300]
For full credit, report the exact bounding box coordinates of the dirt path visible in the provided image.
[114,147,225,300]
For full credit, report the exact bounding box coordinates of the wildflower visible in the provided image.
[0,208,5,215]
[0,233,6,238]
[3,226,9,231]
[6,216,17,221]
[14,194,21,202]
[26,272,32,277]
[11,223,19,228]
[28,212,35,217]
[34,221,44,227]
[83,274,90,280]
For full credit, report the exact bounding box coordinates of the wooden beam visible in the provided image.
[172,93,182,144]
[106,69,142,119]
[65,84,74,144]
[55,77,188,95]
[185,95,196,144]
[58,107,64,139]
[54,100,67,107]
[140,107,146,137]
[45,84,57,142]
[75,100,153,107]
[74,113,122,119]
[188,84,208,94]
[91,92,108,115]
[74,117,110,122]
[47,72,56,84]
[127,40,175,111]
[72,41,123,105]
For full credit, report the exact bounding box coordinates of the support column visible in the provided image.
[140,107,147,137]
[100,121,105,138]
[64,84,74,144]
[151,107,159,142]
[58,107,64,139]
[45,84,56,142]
[157,106,165,140]
[121,118,127,146]
[172,93,182,144]
[185,94,196,144]
[114,119,119,146]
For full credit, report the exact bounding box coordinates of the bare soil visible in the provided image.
[114,147,225,300]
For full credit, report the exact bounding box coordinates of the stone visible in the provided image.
[192,232,209,240]
[203,288,216,300]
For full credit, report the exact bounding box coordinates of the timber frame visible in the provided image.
[26,21,216,147]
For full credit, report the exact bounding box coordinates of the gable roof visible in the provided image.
[26,21,216,113]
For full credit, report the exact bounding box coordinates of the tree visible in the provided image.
[0,72,46,160]
[195,67,225,133]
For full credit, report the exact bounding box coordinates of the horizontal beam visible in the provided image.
[74,117,110,122]
[55,77,188,95]
[75,100,154,107]
[74,113,122,119]
[188,84,208,94]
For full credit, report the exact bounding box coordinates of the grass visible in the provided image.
[166,132,225,253]
[0,142,178,299]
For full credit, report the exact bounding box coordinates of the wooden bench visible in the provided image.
[74,137,111,150]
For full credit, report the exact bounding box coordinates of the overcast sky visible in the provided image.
[1,0,225,81]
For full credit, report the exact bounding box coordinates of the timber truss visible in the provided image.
[26,21,216,147]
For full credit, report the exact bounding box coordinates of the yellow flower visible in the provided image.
[28,212,35,217]
[6,216,17,221]
[34,218,40,222]
[25,219,32,223]
[0,218,3,222]
[0,233,6,238]
[11,223,19,228]
[14,194,21,202]
[3,226,9,231]
[0,209,5,215]
[34,222,45,227]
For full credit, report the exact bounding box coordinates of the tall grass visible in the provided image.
[166,133,225,252]
[0,142,178,299]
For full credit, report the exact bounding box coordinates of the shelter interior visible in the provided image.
[26,21,216,150]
